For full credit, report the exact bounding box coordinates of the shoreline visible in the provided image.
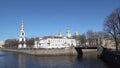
[100,47,120,66]
[0,47,78,56]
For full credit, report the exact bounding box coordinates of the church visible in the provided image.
[34,29,77,48]
[18,19,26,48]
[18,20,78,49]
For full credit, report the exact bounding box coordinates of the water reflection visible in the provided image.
[0,51,18,68]
[0,51,113,68]
[18,55,77,68]
[18,54,25,68]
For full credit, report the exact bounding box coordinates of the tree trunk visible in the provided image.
[115,39,118,51]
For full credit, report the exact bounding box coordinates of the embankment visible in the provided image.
[0,47,78,56]
[100,47,120,67]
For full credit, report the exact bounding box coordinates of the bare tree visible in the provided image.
[86,30,97,46]
[26,38,35,48]
[104,8,120,51]
[3,39,19,48]
[86,30,109,46]
[80,34,86,45]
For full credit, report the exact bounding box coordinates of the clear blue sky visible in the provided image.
[0,0,120,40]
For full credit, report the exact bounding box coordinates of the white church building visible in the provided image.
[34,29,77,48]
[18,20,78,49]
[18,19,27,48]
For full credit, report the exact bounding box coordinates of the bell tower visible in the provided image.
[18,19,26,48]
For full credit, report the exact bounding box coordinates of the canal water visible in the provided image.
[0,49,113,68]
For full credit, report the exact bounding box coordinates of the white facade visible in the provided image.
[34,36,76,48]
[18,19,26,48]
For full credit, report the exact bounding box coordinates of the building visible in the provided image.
[17,21,77,49]
[74,31,80,46]
[34,29,76,48]
[18,19,27,48]
[102,38,117,49]
[34,36,76,48]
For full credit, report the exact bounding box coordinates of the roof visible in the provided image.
[42,36,63,39]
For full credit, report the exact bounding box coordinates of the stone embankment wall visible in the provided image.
[0,47,78,56]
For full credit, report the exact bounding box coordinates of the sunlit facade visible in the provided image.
[34,36,76,48]
[18,19,27,48]
[34,29,77,48]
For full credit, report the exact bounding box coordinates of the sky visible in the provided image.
[0,0,120,40]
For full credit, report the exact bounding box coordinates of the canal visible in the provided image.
[0,49,113,68]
